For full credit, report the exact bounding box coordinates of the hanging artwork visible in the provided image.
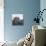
[12,14,24,25]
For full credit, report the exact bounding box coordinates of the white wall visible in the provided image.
[40,0,46,27]
[0,0,4,42]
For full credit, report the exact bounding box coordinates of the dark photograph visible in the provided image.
[12,14,24,25]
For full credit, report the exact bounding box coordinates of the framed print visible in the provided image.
[12,14,24,25]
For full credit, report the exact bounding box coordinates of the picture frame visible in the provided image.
[12,14,24,25]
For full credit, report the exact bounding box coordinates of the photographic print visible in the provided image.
[12,14,24,25]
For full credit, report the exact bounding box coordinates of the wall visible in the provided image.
[0,0,4,42]
[4,0,40,42]
[40,0,46,45]
[40,0,46,26]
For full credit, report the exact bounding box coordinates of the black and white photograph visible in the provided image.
[12,14,24,25]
